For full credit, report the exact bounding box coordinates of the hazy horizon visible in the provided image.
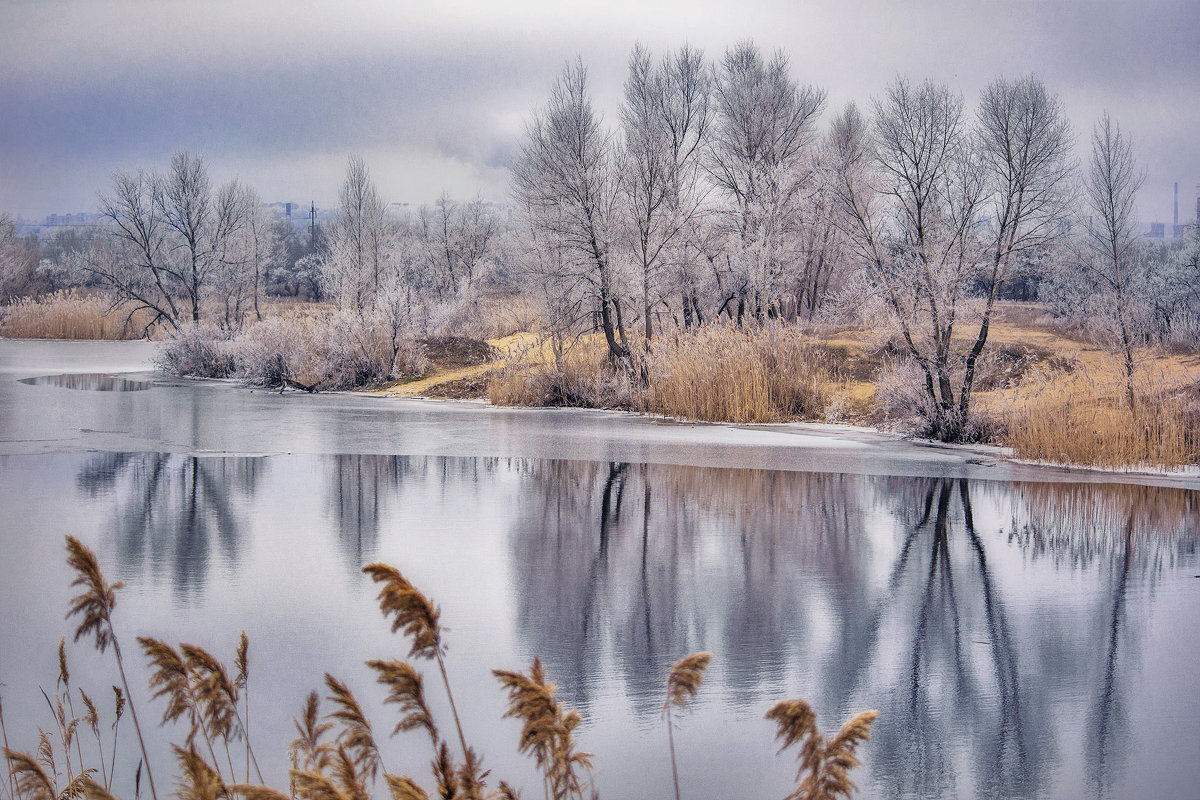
[2,0,1198,224]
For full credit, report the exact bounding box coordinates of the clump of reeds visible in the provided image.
[640,323,831,423]
[662,653,712,800]
[4,538,880,800]
[1003,368,1200,469]
[0,290,151,340]
[765,699,878,800]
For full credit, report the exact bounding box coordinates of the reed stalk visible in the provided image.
[663,653,712,800]
[64,536,158,800]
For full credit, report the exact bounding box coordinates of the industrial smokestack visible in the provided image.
[1175,182,1179,229]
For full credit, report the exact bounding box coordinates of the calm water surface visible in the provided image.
[1,341,1198,800]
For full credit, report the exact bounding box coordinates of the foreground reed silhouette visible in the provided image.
[0,537,879,800]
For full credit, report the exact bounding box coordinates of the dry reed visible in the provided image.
[765,700,878,800]
[662,653,712,800]
[493,658,591,800]
[365,661,438,746]
[0,291,156,340]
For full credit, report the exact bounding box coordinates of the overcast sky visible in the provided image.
[2,0,1198,224]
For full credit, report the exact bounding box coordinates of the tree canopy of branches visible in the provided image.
[90,151,277,334]
[706,41,826,322]
[619,42,712,344]
[830,75,1074,441]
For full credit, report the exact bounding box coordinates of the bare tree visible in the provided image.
[959,75,1075,415]
[235,187,282,321]
[830,81,989,441]
[1081,113,1146,410]
[323,155,392,312]
[94,151,243,333]
[512,58,632,365]
[619,42,712,345]
[832,75,1074,441]
[707,41,825,322]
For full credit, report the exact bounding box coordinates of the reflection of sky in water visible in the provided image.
[1,453,1197,800]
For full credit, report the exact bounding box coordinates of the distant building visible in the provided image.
[1145,222,1166,238]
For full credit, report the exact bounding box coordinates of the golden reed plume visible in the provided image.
[383,774,429,800]
[765,699,878,800]
[172,746,225,800]
[366,660,439,746]
[323,675,381,783]
[662,652,713,800]
[361,565,443,661]
[493,658,591,800]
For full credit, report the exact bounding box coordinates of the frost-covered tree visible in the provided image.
[322,155,393,312]
[94,151,245,332]
[1079,113,1146,410]
[831,75,1074,441]
[619,42,712,343]
[706,41,825,321]
[512,59,632,365]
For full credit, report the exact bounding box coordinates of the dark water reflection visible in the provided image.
[1,454,1197,800]
[19,372,154,391]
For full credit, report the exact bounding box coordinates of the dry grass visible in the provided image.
[1001,368,1200,470]
[487,334,630,409]
[642,324,831,423]
[0,290,158,340]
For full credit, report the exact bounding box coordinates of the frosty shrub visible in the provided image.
[235,311,429,391]
[156,323,237,378]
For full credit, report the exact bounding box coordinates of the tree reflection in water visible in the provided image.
[75,453,263,598]
[507,460,1198,799]
[65,451,1198,798]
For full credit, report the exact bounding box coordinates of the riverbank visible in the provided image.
[2,336,1198,490]
[366,308,1200,476]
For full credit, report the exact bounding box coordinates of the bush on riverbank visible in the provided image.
[158,311,430,390]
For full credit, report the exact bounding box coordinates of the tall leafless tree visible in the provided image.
[619,42,711,345]
[707,41,825,322]
[1081,113,1146,410]
[94,151,244,333]
[832,75,1074,441]
[959,75,1075,415]
[831,81,988,440]
[512,58,632,365]
[323,154,393,312]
